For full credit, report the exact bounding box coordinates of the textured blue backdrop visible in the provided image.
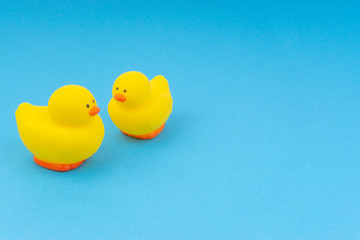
[1,0,360,239]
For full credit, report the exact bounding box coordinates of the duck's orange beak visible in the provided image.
[89,106,100,116]
[114,93,127,102]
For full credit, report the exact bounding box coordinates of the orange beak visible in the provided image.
[89,106,100,116]
[114,93,127,102]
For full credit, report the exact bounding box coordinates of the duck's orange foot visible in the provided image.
[33,156,86,172]
[122,123,165,140]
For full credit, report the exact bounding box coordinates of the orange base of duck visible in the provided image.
[33,156,86,172]
[122,123,165,140]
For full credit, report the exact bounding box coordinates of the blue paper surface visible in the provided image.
[1,1,360,239]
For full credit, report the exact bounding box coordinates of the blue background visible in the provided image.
[1,0,360,239]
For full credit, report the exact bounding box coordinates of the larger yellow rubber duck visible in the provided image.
[15,85,105,171]
[108,71,173,139]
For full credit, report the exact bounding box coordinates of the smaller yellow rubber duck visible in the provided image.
[108,71,173,139]
[15,85,105,171]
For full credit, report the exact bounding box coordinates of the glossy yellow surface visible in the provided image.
[15,85,105,164]
[108,71,173,135]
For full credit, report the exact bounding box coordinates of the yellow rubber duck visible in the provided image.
[108,71,173,139]
[15,85,105,171]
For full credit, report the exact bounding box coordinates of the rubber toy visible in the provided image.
[108,71,173,139]
[15,85,105,171]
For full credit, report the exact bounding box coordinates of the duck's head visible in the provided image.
[48,85,100,127]
[112,71,151,107]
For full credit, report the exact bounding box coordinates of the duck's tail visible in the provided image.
[15,103,33,123]
[150,75,171,94]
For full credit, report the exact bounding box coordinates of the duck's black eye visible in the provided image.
[86,104,90,108]
[116,87,118,90]
[92,99,95,103]
[124,89,127,93]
